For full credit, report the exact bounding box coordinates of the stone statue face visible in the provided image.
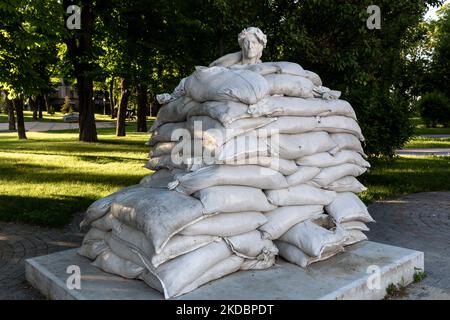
[241,33,264,61]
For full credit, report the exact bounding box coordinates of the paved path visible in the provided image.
[396,148,450,156]
[368,191,450,299]
[0,121,115,133]
[419,134,450,139]
[1,192,449,300]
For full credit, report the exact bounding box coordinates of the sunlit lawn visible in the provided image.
[359,156,450,203]
[0,110,115,124]
[0,124,152,227]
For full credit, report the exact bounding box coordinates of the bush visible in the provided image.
[417,91,450,127]
[349,87,414,157]
[61,96,73,114]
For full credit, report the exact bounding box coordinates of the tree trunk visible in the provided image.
[44,94,50,113]
[6,97,16,131]
[77,76,97,142]
[37,95,44,119]
[29,97,37,120]
[63,0,97,142]
[136,84,148,132]
[116,78,130,136]
[109,77,115,119]
[13,97,27,139]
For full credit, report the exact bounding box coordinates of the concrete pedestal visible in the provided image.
[25,241,424,300]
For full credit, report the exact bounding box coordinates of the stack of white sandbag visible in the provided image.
[146,61,374,266]
[78,60,374,299]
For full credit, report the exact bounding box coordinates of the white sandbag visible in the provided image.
[169,165,288,195]
[264,62,322,86]
[342,230,368,246]
[279,218,349,257]
[188,115,275,147]
[296,150,370,168]
[261,116,319,134]
[324,176,367,193]
[80,184,141,227]
[312,164,367,187]
[139,169,179,188]
[77,240,108,260]
[265,184,336,206]
[275,240,344,268]
[259,205,324,240]
[92,249,144,279]
[108,222,220,268]
[240,255,276,270]
[340,221,370,232]
[225,230,278,260]
[220,157,298,176]
[276,132,336,159]
[187,100,252,126]
[215,134,272,162]
[229,62,280,76]
[82,227,107,243]
[152,96,199,129]
[110,187,207,254]
[325,192,374,224]
[180,212,267,237]
[286,166,320,186]
[264,74,315,98]
[314,116,364,141]
[184,66,270,105]
[153,240,232,298]
[144,155,188,171]
[149,142,177,158]
[248,96,356,119]
[194,185,276,214]
[177,255,244,297]
[148,122,186,146]
[329,133,366,156]
[91,212,122,231]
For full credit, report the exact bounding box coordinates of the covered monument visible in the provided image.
[77,27,374,299]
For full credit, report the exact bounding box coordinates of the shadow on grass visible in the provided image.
[0,194,95,228]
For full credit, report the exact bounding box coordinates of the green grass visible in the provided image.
[0,110,115,123]
[359,156,450,203]
[404,137,450,149]
[0,124,152,227]
[412,117,450,135]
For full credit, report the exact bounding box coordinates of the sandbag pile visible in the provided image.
[78,61,374,298]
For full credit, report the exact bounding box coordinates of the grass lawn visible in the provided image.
[359,156,450,203]
[412,117,450,135]
[0,124,152,227]
[404,137,450,149]
[0,110,115,123]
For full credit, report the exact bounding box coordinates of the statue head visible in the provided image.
[238,27,267,63]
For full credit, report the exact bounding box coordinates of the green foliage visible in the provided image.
[413,268,427,283]
[384,279,408,299]
[417,91,450,127]
[60,96,73,114]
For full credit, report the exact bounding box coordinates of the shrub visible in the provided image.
[417,91,450,128]
[61,96,73,114]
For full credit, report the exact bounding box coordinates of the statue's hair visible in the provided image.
[238,27,267,49]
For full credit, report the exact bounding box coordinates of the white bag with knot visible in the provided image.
[323,176,367,193]
[169,165,288,195]
[279,217,349,257]
[147,122,186,146]
[275,240,344,268]
[329,133,366,156]
[186,100,252,126]
[194,185,276,214]
[151,96,199,129]
[248,96,356,119]
[325,192,375,223]
[296,150,370,168]
[180,212,267,237]
[184,66,270,105]
[259,205,324,240]
[286,166,321,186]
[312,163,367,187]
[313,116,364,141]
[264,74,315,98]
[265,184,336,206]
[224,230,278,260]
[92,248,145,279]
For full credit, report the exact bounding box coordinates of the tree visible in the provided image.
[62,0,98,142]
